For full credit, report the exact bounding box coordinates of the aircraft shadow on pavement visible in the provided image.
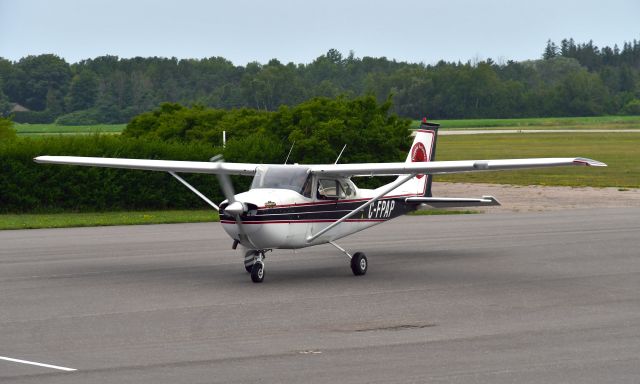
[40,247,537,289]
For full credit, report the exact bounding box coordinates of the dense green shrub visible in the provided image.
[124,96,413,166]
[0,135,226,213]
[621,99,640,115]
[55,108,103,125]
[12,110,56,124]
[0,116,16,140]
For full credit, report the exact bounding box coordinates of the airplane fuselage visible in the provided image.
[220,186,418,249]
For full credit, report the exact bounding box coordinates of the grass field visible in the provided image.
[14,123,126,136]
[413,115,640,130]
[0,210,220,230]
[436,132,639,188]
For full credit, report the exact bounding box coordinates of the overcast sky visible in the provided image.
[1,0,638,65]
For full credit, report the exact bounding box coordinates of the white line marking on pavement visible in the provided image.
[0,356,77,372]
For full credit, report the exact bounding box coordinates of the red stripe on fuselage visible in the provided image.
[220,218,387,224]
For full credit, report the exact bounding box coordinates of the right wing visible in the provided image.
[309,157,606,177]
[33,156,258,176]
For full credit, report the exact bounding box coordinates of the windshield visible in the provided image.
[250,165,310,194]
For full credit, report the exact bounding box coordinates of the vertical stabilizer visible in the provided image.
[395,118,439,197]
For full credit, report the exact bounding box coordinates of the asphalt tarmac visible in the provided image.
[1,208,639,383]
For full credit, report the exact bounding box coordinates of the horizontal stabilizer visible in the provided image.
[405,195,501,208]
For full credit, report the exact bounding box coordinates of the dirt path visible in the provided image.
[432,182,640,213]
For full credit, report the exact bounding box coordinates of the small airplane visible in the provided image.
[34,119,606,283]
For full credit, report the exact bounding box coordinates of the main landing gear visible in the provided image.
[330,241,368,276]
[243,244,367,283]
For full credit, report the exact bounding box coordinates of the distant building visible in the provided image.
[9,103,30,113]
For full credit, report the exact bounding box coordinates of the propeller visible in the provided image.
[211,155,255,248]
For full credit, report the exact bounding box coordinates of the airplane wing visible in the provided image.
[309,157,606,177]
[33,156,258,176]
[34,156,606,177]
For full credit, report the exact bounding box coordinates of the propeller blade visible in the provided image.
[212,156,257,248]
[217,172,237,204]
[211,155,237,204]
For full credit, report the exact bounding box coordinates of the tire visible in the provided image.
[251,261,265,283]
[350,252,368,276]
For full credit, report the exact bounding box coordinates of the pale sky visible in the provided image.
[1,0,638,65]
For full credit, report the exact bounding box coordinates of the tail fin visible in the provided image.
[401,118,439,197]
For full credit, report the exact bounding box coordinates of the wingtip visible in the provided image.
[574,157,607,167]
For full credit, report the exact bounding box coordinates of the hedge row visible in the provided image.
[2,96,413,213]
[0,135,233,213]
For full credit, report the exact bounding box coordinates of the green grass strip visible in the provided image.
[412,115,640,129]
[14,123,126,136]
[0,210,219,230]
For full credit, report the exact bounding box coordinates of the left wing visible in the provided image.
[309,157,606,177]
[34,156,258,175]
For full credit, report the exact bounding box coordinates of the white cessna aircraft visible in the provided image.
[35,119,606,283]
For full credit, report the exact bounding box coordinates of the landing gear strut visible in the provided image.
[244,250,258,273]
[329,241,368,277]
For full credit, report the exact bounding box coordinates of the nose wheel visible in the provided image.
[251,261,265,283]
[244,250,267,283]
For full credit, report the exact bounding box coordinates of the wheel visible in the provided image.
[350,252,367,276]
[251,261,265,283]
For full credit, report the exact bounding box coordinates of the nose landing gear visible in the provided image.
[244,250,258,273]
[243,249,268,283]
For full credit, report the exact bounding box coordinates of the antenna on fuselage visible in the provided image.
[284,141,296,164]
[334,144,347,164]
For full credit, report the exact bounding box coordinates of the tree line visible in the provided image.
[1,37,639,124]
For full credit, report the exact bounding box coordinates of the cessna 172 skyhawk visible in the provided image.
[34,119,606,283]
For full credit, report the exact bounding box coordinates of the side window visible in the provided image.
[317,179,339,199]
[300,174,312,198]
[317,179,352,199]
[340,181,353,198]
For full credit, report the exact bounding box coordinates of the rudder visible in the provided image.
[404,118,439,197]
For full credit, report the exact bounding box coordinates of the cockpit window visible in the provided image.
[317,179,348,199]
[250,165,311,194]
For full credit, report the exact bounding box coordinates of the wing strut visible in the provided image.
[306,173,416,243]
[168,171,219,211]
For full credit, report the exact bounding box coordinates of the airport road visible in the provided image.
[1,208,639,383]
[439,129,640,135]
